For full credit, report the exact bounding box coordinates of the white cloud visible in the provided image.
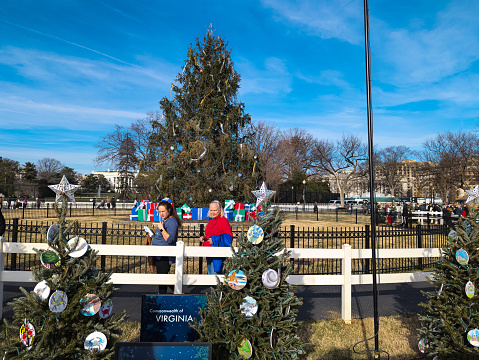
[261,0,363,44]
[237,57,292,95]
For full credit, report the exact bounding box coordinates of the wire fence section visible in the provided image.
[3,220,448,276]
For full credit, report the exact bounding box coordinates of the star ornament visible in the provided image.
[465,185,479,204]
[48,175,81,204]
[251,181,276,207]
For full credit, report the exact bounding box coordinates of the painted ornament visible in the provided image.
[240,296,258,318]
[84,331,107,352]
[418,339,428,353]
[466,281,475,299]
[19,321,35,347]
[33,280,50,301]
[468,328,479,347]
[247,225,264,245]
[270,328,278,348]
[227,270,247,290]
[46,224,59,244]
[262,269,280,289]
[448,230,458,241]
[237,338,253,359]
[99,299,113,319]
[49,290,68,313]
[456,248,469,266]
[80,294,101,316]
[41,250,61,269]
[67,237,88,258]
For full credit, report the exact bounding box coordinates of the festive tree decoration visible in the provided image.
[251,182,276,208]
[48,175,81,204]
[465,185,479,204]
[418,205,479,358]
[225,200,235,210]
[1,191,127,359]
[192,206,303,359]
[247,224,264,244]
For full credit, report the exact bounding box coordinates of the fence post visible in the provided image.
[93,202,95,216]
[336,208,339,222]
[101,222,107,269]
[426,213,430,230]
[355,208,358,224]
[417,224,423,270]
[289,225,295,267]
[0,236,4,319]
[295,207,298,220]
[46,203,49,218]
[341,243,352,324]
[69,203,72,218]
[174,241,185,294]
[22,205,25,219]
[365,225,370,274]
[11,218,18,270]
[199,224,205,274]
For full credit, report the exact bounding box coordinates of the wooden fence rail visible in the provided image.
[0,239,442,323]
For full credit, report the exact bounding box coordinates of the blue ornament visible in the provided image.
[197,169,201,173]
[238,173,242,177]
[190,197,193,201]
[150,187,153,190]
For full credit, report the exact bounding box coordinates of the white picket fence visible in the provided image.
[0,240,442,323]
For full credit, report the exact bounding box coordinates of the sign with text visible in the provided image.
[140,294,207,342]
[115,342,211,360]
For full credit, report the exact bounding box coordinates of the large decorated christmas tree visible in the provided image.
[192,186,303,359]
[418,191,479,359]
[145,27,258,206]
[1,176,127,359]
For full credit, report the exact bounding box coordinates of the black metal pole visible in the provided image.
[363,0,380,356]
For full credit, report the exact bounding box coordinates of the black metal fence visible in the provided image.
[3,219,448,276]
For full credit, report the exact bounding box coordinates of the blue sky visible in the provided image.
[1,0,478,175]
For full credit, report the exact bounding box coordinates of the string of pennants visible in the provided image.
[130,199,261,222]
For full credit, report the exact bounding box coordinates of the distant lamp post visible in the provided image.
[302,180,306,211]
[291,186,294,203]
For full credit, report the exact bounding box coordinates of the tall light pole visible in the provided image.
[363,0,380,357]
[302,180,306,211]
[291,186,294,203]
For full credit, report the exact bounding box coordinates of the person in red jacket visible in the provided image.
[199,200,233,275]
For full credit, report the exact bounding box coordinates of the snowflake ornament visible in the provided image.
[48,175,81,204]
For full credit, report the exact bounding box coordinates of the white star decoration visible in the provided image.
[48,175,81,204]
[251,181,276,208]
[465,185,479,204]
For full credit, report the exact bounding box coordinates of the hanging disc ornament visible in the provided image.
[41,250,61,269]
[19,320,35,347]
[262,269,280,289]
[418,339,427,353]
[34,280,50,301]
[240,296,258,318]
[466,281,475,298]
[227,270,247,290]
[448,230,458,241]
[456,248,469,266]
[99,299,113,319]
[247,225,264,244]
[468,329,479,347]
[49,290,68,313]
[80,294,101,316]
[237,338,253,359]
[84,331,107,352]
[47,224,59,244]
[67,237,88,258]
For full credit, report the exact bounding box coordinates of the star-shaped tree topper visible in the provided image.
[466,185,479,204]
[251,181,276,208]
[48,175,81,204]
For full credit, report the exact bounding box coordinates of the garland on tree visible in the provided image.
[0,187,127,359]
[192,205,303,359]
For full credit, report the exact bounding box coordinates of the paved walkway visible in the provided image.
[2,281,433,321]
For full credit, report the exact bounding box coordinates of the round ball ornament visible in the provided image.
[19,320,35,347]
[170,146,175,151]
[466,281,475,299]
[84,331,107,352]
[418,339,428,353]
[456,248,469,266]
[247,225,264,244]
[240,296,258,318]
[237,338,253,359]
[227,269,247,290]
[34,280,50,301]
[262,269,280,289]
[468,328,479,347]
[47,224,59,244]
[67,236,88,258]
[99,299,113,319]
[41,250,61,269]
[80,294,101,316]
[49,290,68,313]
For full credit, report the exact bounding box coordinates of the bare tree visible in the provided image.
[36,157,64,183]
[312,134,368,206]
[376,146,414,196]
[422,131,479,202]
[277,128,315,179]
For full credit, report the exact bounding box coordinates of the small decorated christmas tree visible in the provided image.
[1,176,127,359]
[418,193,479,358]
[192,183,303,359]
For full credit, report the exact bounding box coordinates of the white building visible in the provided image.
[90,169,139,191]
